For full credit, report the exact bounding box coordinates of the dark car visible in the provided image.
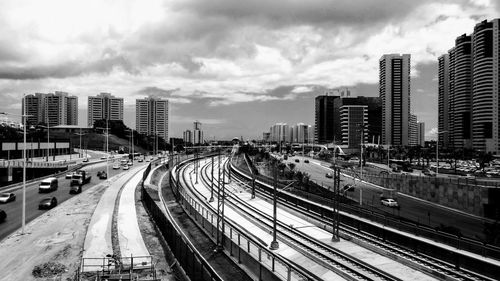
[82,158,89,162]
[0,209,6,223]
[304,159,309,163]
[0,193,16,204]
[38,197,57,210]
[69,184,82,194]
[295,159,300,163]
[325,173,333,178]
[99,171,107,179]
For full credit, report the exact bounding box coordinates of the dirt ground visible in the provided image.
[0,167,177,281]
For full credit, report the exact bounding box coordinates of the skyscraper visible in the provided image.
[22,91,78,126]
[438,54,451,148]
[88,93,124,127]
[379,54,411,146]
[409,114,418,146]
[336,96,382,145]
[270,123,289,143]
[438,18,500,153]
[135,96,169,141]
[293,123,310,143]
[471,19,499,153]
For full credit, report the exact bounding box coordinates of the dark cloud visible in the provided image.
[0,54,137,80]
[172,0,431,28]
[136,86,181,97]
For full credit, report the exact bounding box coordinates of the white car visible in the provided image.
[122,165,129,170]
[381,198,399,208]
[0,193,16,203]
[112,163,120,170]
[65,173,74,179]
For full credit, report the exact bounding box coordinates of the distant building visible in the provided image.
[22,91,78,126]
[193,121,204,145]
[293,123,310,143]
[270,123,289,143]
[135,96,169,141]
[262,132,271,142]
[409,114,418,146]
[88,93,124,127]
[417,121,425,146]
[183,130,192,144]
[336,96,382,145]
[379,54,411,146]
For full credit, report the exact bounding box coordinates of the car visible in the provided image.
[99,171,107,180]
[38,197,58,209]
[137,158,144,163]
[304,159,309,163]
[100,156,107,160]
[295,159,300,163]
[69,184,82,194]
[0,193,16,204]
[122,165,129,170]
[325,173,333,178]
[39,177,58,193]
[127,161,133,166]
[112,163,121,170]
[423,169,436,177]
[0,209,6,223]
[66,172,74,179]
[342,184,355,193]
[82,158,89,162]
[381,198,399,208]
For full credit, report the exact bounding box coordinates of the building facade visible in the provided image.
[293,123,310,143]
[22,91,78,126]
[417,121,425,146]
[340,105,368,148]
[135,96,169,141]
[315,95,340,144]
[183,130,192,144]
[438,18,500,154]
[88,93,124,127]
[193,121,204,145]
[409,114,418,146]
[379,54,411,146]
[270,123,289,143]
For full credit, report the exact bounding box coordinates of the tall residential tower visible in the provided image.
[379,54,411,146]
[135,96,169,141]
[88,93,124,127]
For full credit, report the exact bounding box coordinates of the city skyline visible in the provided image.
[0,1,498,139]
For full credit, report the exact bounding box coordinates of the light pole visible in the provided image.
[435,131,448,177]
[359,124,368,206]
[1,110,32,234]
[74,128,86,158]
[270,161,279,250]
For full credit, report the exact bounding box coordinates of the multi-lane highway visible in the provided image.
[0,157,129,241]
[283,155,487,240]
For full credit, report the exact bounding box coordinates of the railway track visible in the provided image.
[189,157,404,281]
[228,158,494,281]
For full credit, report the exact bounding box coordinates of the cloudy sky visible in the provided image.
[0,0,498,140]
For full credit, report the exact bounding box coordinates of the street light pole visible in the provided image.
[270,162,279,250]
[1,108,32,234]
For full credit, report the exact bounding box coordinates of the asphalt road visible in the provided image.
[284,155,487,241]
[0,158,133,241]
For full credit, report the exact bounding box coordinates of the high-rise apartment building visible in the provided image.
[22,93,45,125]
[438,54,451,148]
[439,18,500,153]
[379,54,411,146]
[88,93,124,127]
[336,96,382,145]
[270,123,289,143]
[22,91,78,126]
[135,96,169,141]
[183,130,192,144]
[409,114,418,146]
[293,123,310,143]
[417,121,425,146]
[193,121,204,144]
[472,19,499,153]
[340,105,368,148]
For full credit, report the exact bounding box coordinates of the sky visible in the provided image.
[0,0,498,140]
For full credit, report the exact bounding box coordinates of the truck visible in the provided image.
[70,170,92,186]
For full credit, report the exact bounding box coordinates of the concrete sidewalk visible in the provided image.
[117,169,150,267]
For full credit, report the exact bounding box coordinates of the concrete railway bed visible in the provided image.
[229,159,496,281]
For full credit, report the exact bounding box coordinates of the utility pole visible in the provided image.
[215,154,225,252]
[332,166,340,241]
[209,155,214,202]
[270,161,279,250]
